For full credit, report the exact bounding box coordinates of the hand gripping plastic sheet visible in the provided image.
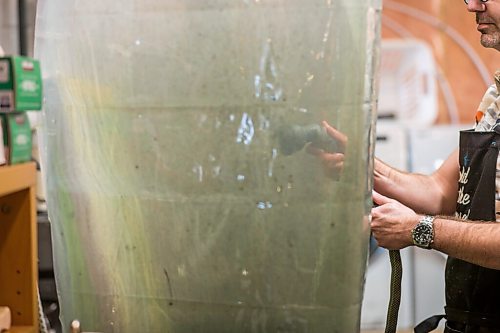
[35,0,381,332]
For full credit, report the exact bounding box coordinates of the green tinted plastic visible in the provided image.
[35,0,381,331]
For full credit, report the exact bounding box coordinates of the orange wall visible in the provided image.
[382,0,500,124]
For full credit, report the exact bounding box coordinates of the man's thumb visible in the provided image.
[372,190,392,206]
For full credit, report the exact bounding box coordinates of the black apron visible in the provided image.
[416,128,500,333]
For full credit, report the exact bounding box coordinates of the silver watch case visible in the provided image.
[411,215,435,249]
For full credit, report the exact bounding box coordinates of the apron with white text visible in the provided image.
[444,128,500,333]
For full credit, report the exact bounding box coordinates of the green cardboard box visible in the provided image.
[0,56,42,112]
[1,112,32,164]
[0,117,5,165]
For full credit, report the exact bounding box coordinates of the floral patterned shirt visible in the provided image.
[473,71,500,222]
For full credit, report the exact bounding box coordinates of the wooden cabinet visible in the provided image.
[0,163,38,333]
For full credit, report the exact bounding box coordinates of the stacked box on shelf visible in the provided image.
[0,56,42,165]
[1,113,32,165]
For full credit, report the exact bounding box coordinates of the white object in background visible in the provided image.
[27,111,47,211]
[361,123,414,331]
[0,45,4,56]
[36,167,47,212]
[366,37,441,332]
[0,306,11,331]
[412,248,446,327]
[361,248,415,330]
[374,122,409,171]
[378,39,438,127]
[409,124,468,175]
[27,111,41,130]
[408,124,468,326]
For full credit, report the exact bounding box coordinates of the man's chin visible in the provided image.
[480,34,500,49]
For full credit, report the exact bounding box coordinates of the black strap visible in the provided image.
[445,306,500,328]
[414,307,500,332]
[414,314,446,333]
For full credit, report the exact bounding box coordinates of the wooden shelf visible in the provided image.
[6,326,38,333]
[0,163,36,197]
[0,163,38,332]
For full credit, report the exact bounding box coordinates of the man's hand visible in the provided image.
[306,121,347,180]
[371,191,419,250]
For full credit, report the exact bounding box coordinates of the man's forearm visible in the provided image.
[433,217,500,270]
[374,158,456,215]
[374,154,458,215]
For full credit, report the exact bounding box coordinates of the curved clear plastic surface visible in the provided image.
[35,1,381,332]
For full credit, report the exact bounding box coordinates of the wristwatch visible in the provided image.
[411,215,435,249]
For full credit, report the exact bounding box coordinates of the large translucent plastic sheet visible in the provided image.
[35,1,381,332]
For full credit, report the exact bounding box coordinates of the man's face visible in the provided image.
[471,1,500,50]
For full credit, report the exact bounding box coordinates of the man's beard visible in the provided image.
[476,13,500,50]
[480,32,500,50]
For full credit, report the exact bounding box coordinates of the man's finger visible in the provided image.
[372,190,393,206]
[322,120,348,146]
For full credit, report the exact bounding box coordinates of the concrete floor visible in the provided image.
[362,329,441,333]
[362,331,415,333]
[360,330,413,333]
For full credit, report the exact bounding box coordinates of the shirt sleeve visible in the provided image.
[474,84,499,131]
